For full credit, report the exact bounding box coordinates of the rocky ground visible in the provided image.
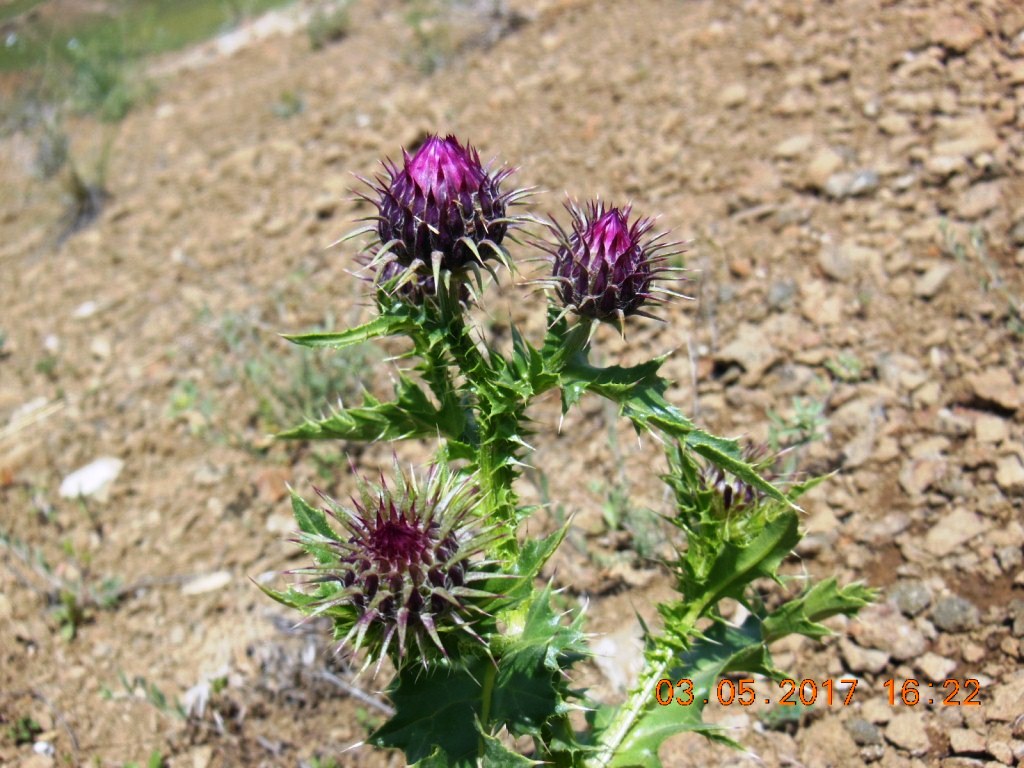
[1,0,1023,766]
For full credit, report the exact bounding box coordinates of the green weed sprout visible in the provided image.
[260,134,872,766]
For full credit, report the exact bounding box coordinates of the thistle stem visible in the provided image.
[478,661,498,758]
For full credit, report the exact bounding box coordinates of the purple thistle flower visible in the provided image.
[292,460,504,670]
[359,134,527,300]
[542,200,685,329]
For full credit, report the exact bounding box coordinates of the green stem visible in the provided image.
[478,661,497,758]
[586,605,701,768]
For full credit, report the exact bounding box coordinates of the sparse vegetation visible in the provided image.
[307,1,351,50]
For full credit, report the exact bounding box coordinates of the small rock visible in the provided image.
[774,134,815,159]
[924,509,988,557]
[889,581,932,617]
[591,624,644,693]
[825,169,879,199]
[855,604,927,661]
[193,463,226,488]
[846,717,884,747]
[715,323,780,385]
[72,300,99,319]
[59,457,124,501]
[987,739,1014,764]
[914,263,954,299]
[720,83,748,108]
[840,638,890,674]
[767,280,797,309]
[805,147,845,190]
[878,113,911,135]
[932,595,979,633]
[182,571,232,596]
[899,457,944,496]
[924,154,967,181]
[948,728,987,755]
[957,182,1002,220]
[966,369,1021,411]
[995,455,1024,495]
[930,15,986,53]
[885,712,930,754]
[985,675,1024,722]
[934,117,1000,158]
[976,414,1009,444]
[90,336,111,361]
[916,652,957,683]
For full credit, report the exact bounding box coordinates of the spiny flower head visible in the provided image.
[361,134,527,300]
[291,460,504,670]
[543,200,684,328]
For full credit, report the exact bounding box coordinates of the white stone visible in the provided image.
[59,457,124,501]
[181,571,232,596]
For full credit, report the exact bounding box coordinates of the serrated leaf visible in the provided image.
[282,313,415,349]
[492,587,587,736]
[762,578,876,642]
[688,509,800,617]
[479,732,542,766]
[371,661,483,764]
[278,376,463,443]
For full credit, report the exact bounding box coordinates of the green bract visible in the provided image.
[262,136,873,767]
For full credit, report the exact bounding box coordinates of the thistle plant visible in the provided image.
[261,134,873,767]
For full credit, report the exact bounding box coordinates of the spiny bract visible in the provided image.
[293,460,505,670]
[545,200,683,327]
[363,134,526,298]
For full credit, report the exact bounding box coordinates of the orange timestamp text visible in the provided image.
[654,678,983,707]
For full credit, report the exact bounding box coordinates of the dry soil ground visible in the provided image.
[2,0,1024,766]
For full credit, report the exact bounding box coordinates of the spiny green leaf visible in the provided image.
[291,489,339,542]
[492,587,587,737]
[681,509,800,621]
[762,578,876,642]
[479,732,543,766]
[371,661,483,764]
[282,313,415,349]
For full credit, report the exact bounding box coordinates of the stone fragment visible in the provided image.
[879,113,911,135]
[720,83,748,108]
[948,728,987,755]
[934,118,1000,158]
[805,147,845,190]
[715,323,780,385]
[930,15,986,53]
[924,509,988,557]
[845,718,884,747]
[995,455,1024,495]
[885,712,930,754]
[854,604,927,661]
[974,414,1008,444]
[889,581,932,617]
[985,674,1024,722]
[957,182,1002,220]
[59,458,124,501]
[966,369,1021,411]
[916,652,957,683]
[825,168,879,199]
[182,571,232,596]
[840,638,890,674]
[931,595,979,632]
[774,134,815,159]
[914,264,954,299]
[899,457,943,496]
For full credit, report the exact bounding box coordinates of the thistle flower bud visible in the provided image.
[363,134,525,295]
[292,460,504,670]
[701,443,772,515]
[544,201,684,328]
